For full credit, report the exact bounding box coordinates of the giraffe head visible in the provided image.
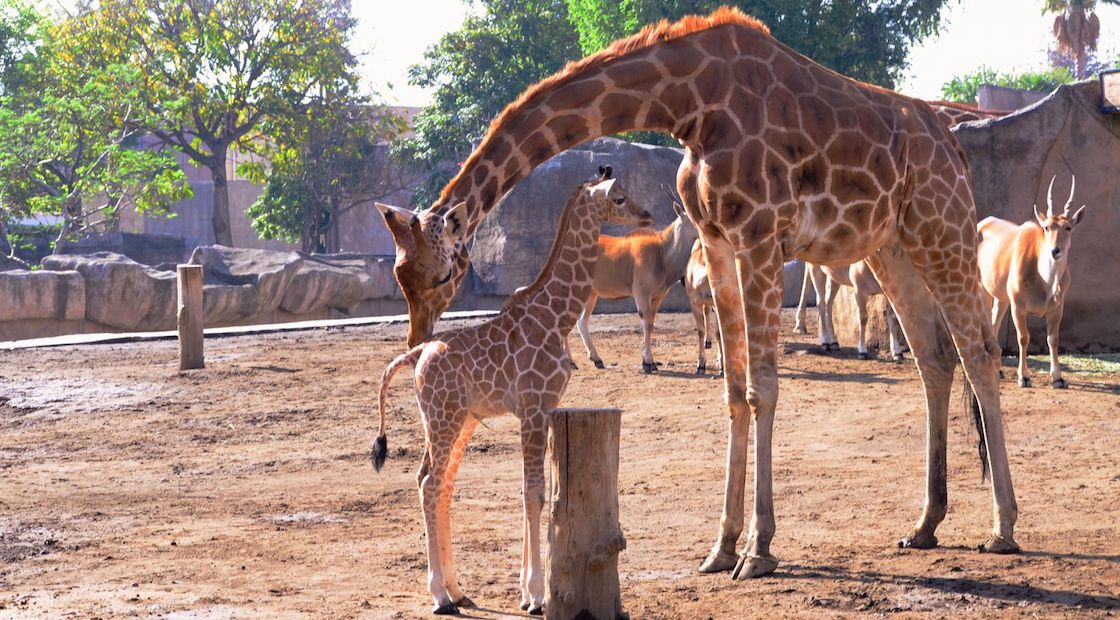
[374,200,470,348]
[1033,175,1087,262]
[585,165,655,228]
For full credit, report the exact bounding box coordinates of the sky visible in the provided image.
[356,0,1120,107]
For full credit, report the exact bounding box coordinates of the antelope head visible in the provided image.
[1034,175,1087,262]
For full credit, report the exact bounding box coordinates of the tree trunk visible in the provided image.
[546,408,627,620]
[53,194,83,255]
[327,194,340,254]
[0,218,11,256]
[210,148,234,247]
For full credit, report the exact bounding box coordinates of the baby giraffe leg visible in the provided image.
[437,416,478,608]
[418,415,468,614]
[518,412,549,614]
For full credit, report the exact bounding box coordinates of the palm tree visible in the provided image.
[1044,0,1119,79]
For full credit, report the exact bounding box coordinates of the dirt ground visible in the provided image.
[2,310,1119,619]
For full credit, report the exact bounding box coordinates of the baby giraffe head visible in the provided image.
[1034,175,1087,262]
[584,165,654,228]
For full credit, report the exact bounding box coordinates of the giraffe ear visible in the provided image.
[443,202,470,244]
[376,202,419,244]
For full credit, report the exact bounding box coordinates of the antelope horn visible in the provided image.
[1045,175,1057,219]
[659,183,681,206]
[1063,174,1076,215]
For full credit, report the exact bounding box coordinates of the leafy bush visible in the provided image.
[940,66,1075,104]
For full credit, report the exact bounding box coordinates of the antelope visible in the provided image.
[817,262,906,361]
[683,239,722,374]
[576,192,695,372]
[977,175,1087,389]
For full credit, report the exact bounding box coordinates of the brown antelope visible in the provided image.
[977,175,1087,389]
[793,261,905,360]
[683,239,722,374]
[576,194,695,372]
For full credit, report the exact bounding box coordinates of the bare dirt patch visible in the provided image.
[1,311,1118,618]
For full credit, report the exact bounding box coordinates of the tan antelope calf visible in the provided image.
[372,168,651,614]
[576,194,695,372]
[977,175,1087,388]
[683,239,721,374]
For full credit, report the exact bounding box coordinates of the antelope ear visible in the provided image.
[443,202,470,243]
[1070,205,1087,227]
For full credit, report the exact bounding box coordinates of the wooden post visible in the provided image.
[177,264,204,370]
[546,408,627,620]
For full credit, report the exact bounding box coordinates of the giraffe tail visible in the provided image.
[373,345,425,473]
[962,373,990,481]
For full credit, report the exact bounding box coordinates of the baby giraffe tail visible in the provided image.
[372,345,424,472]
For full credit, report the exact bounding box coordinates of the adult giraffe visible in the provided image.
[376,8,1020,580]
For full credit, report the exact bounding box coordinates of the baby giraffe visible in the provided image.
[371,167,651,616]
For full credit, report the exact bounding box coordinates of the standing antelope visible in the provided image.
[372,169,651,614]
[977,175,1087,389]
[793,261,905,360]
[683,239,722,374]
[576,194,696,372]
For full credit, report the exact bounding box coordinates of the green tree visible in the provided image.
[567,0,949,89]
[940,66,1075,103]
[1044,0,1119,79]
[241,83,408,252]
[395,0,582,207]
[0,2,191,253]
[79,0,359,247]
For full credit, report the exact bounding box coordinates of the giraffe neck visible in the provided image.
[434,18,768,237]
[511,188,602,335]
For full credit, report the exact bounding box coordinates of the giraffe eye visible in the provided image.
[613,197,626,205]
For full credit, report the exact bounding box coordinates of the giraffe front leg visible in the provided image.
[418,432,459,614]
[1046,305,1066,388]
[517,414,548,615]
[697,238,750,574]
[731,247,782,580]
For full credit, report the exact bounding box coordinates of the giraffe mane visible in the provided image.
[500,181,586,311]
[437,7,770,206]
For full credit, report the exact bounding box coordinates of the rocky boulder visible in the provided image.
[0,269,85,322]
[189,245,303,322]
[280,253,378,315]
[42,252,177,330]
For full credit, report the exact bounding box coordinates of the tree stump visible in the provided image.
[546,408,627,620]
[177,264,204,370]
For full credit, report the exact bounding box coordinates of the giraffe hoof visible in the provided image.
[857,351,870,361]
[528,604,544,615]
[898,530,938,549]
[453,596,476,609]
[1018,376,1031,388]
[641,362,656,374]
[520,600,530,611]
[592,359,605,369]
[698,549,737,573]
[695,363,706,374]
[432,602,460,615]
[978,535,1020,554]
[731,553,779,580]
[705,340,713,349]
[1052,378,1068,389]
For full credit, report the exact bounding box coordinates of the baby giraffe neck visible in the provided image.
[526,194,603,334]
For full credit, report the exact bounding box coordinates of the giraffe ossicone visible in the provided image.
[377,6,1020,588]
[372,169,651,614]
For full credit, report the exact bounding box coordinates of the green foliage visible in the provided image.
[244,82,407,251]
[939,66,1075,103]
[0,3,191,245]
[395,0,583,207]
[75,0,362,244]
[566,0,950,89]
[0,0,46,96]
